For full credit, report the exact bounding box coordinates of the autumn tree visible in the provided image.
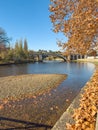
[50,0,98,56]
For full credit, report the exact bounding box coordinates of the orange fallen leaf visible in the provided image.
[0,105,4,110]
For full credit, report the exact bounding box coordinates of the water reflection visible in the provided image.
[0,62,95,77]
[0,64,29,77]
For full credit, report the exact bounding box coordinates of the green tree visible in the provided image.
[19,39,23,51]
[24,38,28,52]
[14,39,25,61]
[24,38,28,58]
[14,40,19,60]
[15,40,19,52]
[5,49,14,61]
[18,39,25,59]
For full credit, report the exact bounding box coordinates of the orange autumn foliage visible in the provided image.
[66,70,98,130]
[50,0,98,55]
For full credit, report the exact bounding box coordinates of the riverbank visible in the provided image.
[52,62,98,130]
[0,59,64,66]
[0,74,67,101]
[0,74,67,129]
[77,58,98,65]
[0,59,34,66]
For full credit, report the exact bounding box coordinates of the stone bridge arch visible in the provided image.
[41,52,67,61]
[33,52,67,62]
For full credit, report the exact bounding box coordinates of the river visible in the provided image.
[0,61,95,129]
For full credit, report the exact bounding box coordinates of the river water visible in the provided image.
[0,61,95,129]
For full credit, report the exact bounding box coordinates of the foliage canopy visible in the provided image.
[50,0,98,55]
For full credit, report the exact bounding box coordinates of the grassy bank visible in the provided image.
[0,74,67,101]
[77,58,98,65]
[0,59,34,66]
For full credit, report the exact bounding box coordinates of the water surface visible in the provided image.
[0,61,95,129]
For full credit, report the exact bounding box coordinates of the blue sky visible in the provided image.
[0,0,67,51]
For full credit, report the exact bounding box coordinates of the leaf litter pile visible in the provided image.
[0,74,66,109]
[66,69,98,130]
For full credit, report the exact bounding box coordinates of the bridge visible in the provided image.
[31,51,85,62]
[33,52,67,62]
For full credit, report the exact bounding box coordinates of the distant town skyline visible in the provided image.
[0,0,67,51]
